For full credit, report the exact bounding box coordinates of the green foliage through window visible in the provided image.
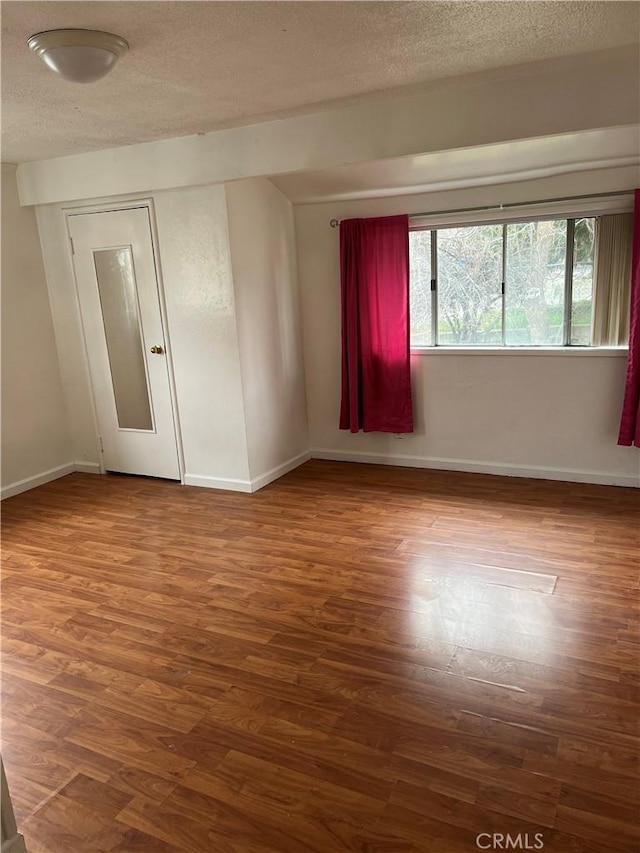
[409,216,597,347]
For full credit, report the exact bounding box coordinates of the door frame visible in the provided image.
[64,199,185,483]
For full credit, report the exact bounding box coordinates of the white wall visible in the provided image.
[226,178,309,484]
[1,164,72,496]
[153,186,250,488]
[296,167,640,487]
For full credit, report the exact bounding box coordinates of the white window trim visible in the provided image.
[410,346,628,357]
[409,194,633,230]
[409,197,634,351]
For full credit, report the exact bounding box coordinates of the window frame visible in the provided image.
[409,199,632,352]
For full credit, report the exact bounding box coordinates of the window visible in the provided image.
[409,212,630,348]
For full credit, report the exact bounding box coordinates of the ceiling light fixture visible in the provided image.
[27,29,128,83]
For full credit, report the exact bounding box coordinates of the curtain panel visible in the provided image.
[591,213,633,347]
[618,189,640,447]
[339,214,413,433]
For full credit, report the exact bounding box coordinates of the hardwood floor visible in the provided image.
[1,461,638,853]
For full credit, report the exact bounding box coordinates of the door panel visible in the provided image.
[68,207,180,480]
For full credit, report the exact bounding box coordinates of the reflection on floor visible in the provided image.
[1,461,638,852]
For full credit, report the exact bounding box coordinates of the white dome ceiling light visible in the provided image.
[27,29,129,83]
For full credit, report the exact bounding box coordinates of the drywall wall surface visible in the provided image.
[17,46,639,206]
[296,168,640,486]
[225,178,308,481]
[1,164,71,489]
[153,184,251,485]
[36,203,109,471]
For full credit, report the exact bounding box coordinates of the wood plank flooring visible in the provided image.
[1,461,638,852]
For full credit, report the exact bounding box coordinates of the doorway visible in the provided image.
[68,206,180,480]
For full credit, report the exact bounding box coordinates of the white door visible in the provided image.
[68,207,180,480]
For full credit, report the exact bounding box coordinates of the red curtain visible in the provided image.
[339,214,413,433]
[618,189,640,447]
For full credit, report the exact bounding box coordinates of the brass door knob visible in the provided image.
[150,345,164,354]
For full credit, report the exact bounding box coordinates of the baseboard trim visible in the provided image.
[1,463,76,500]
[184,452,311,494]
[74,461,102,474]
[1,833,27,853]
[183,473,253,493]
[1,460,103,500]
[5,451,634,498]
[2,454,311,500]
[250,451,311,492]
[310,449,640,488]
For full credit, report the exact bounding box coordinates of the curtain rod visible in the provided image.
[328,189,633,228]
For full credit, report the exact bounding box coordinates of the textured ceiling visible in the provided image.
[2,1,639,163]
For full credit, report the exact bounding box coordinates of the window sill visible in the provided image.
[410,346,629,357]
